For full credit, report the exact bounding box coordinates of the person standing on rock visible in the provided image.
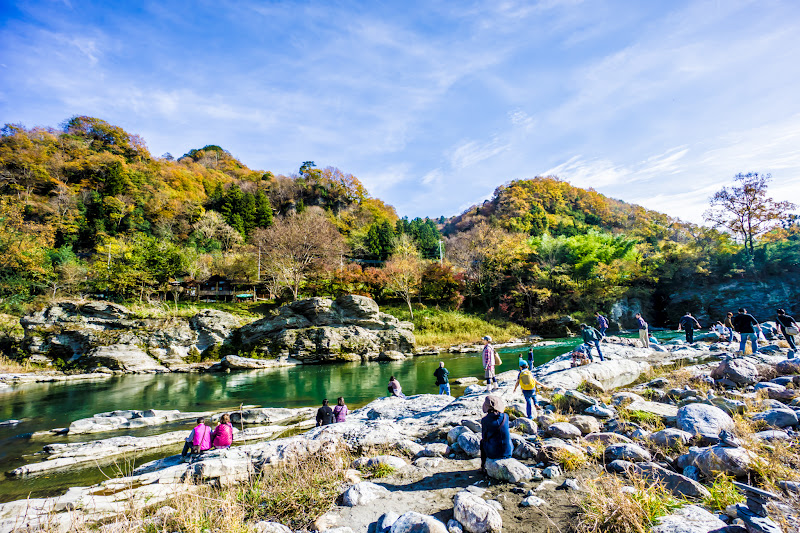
[513,362,544,417]
[333,397,349,422]
[732,308,760,355]
[388,376,406,398]
[636,313,650,348]
[482,336,499,392]
[480,395,512,474]
[434,361,450,395]
[678,312,702,343]
[211,413,233,449]
[724,312,736,343]
[580,323,604,361]
[776,309,799,355]
[316,399,336,426]
[595,311,609,338]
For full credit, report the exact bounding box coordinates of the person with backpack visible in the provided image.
[333,397,349,422]
[594,311,609,338]
[776,309,799,355]
[434,361,450,395]
[480,395,512,474]
[315,398,336,426]
[181,417,212,458]
[677,312,702,343]
[482,335,499,392]
[513,362,545,418]
[580,323,604,361]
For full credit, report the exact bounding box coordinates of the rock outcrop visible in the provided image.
[236,295,415,363]
[18,295,416,371]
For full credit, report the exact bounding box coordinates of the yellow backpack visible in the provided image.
[519,370,536,390]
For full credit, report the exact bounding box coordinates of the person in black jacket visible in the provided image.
[731,308,760,356]
[315,398,335,426]
[678,312,702,343]
[776,309,799,354]
[434,362,450,395]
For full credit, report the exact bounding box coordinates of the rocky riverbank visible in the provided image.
[1,336,799,533]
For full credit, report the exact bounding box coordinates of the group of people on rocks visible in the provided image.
[315,397,350,426]
[181,414,234,458]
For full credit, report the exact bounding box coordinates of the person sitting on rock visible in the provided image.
[570,344,591,367]
[333,396,349,422]
[182,417,212,458]
[316,399,336,426]
[388,376,406,398]
[211,413,233,449]
[480,395,512,474]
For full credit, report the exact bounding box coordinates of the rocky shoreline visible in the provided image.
[2,335,799,533]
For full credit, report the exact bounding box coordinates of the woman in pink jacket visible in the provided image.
[211,413,234,449]
[482,335,498,392]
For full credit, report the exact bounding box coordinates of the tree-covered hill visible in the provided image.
[1,116,797,333]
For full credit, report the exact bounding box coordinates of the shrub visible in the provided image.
[579,475,684,533]
[554,447,587,471]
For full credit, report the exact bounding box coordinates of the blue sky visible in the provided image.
[2,0,799,222]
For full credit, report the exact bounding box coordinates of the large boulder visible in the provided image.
[221,354,301,369]
[649,429,693,448]
[775,358,800,375]
[85,344,168,373]
[690,445,756,477]
[189,309,241,350]
[457,433,482,458]
[547,422,582,440]
[752,409,798,428]
[624,400,678,423]
[676,404,734,440]
[631,463,711,499]
[710,359,760,385]
[568,415,601,435]
[341,481,390,506]
[652,505,726,533]
[390,512,447,533]
[485,458,533,483]
[453,491,502,533]
[603,443,652,463]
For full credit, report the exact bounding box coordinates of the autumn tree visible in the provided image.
[256,207,346,299]
[704,173,796,258]
[384,234,424,318]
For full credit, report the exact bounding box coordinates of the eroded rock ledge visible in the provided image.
[17,295,415,373]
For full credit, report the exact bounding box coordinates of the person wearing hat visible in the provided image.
[482,335,499,392]
[480,395,512,473]
[513,362,545,418]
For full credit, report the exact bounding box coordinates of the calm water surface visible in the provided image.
[0,333,672,502]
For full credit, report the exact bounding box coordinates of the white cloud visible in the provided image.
[449,137,511,170]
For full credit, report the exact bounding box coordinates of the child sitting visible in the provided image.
[570,344,592,367]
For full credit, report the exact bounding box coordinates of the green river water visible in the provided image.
[0,334,666,503]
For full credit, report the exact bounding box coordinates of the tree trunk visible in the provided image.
[406,295,414,320]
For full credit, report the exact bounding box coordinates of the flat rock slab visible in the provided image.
[624,400,678,423]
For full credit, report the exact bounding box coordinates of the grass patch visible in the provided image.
[0,353,35,373]
[554,447,587,471]
[579,474,685,533]
[617,409,665,431]
[380,304,528,347]
[126,300,265,321]
[702,475,744,512]
[359,463,396,479]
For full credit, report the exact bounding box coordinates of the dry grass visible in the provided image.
[554,447,588,471]
[0,353,33,373]
[578,474,684,533]
[616,408,665,432]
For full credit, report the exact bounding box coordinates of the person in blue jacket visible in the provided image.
[480,395,512,473]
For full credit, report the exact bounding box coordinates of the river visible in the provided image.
[0,334,659,503]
